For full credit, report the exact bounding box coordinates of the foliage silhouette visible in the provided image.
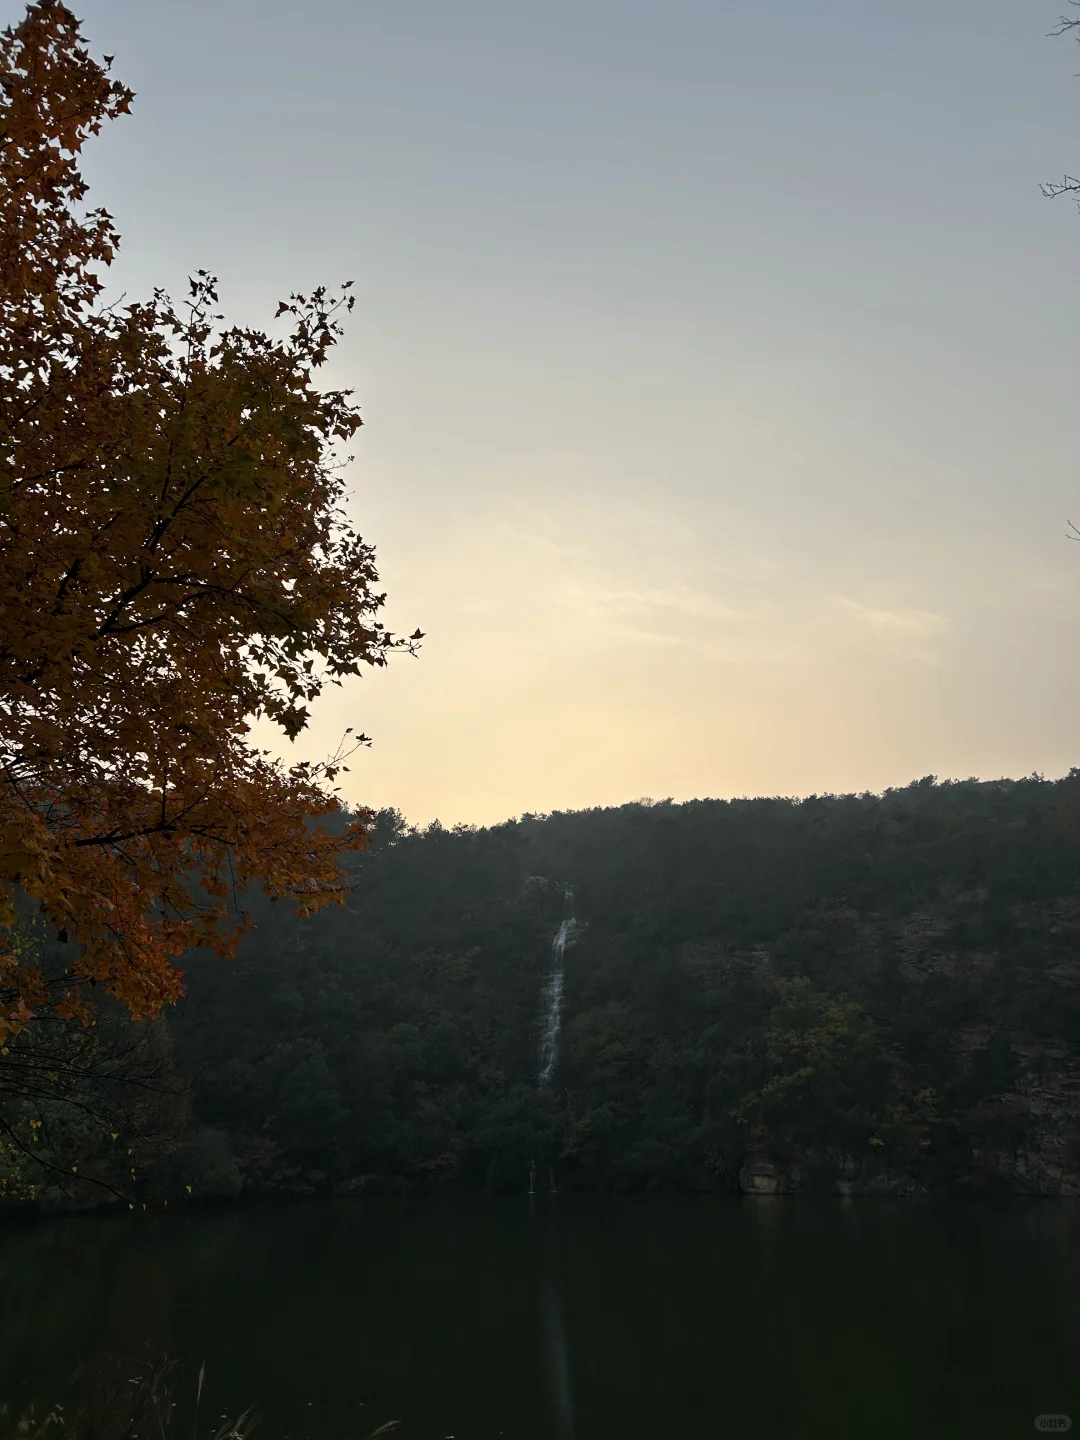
[0,3,418,1048]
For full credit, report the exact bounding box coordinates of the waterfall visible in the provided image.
[538,889,575,1089]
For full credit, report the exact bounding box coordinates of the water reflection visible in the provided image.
[0,1197,1078,1439]
[532,1196,575,1437]
[542,1271,574,1439]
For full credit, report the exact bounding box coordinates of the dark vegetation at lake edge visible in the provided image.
[7,772,1080,1208]
[0,1353,401,1440]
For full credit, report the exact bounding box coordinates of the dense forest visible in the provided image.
[7,772,1080,1207]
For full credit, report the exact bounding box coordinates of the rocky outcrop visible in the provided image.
[721,881,1080,1197]
[737,1153,927,1197]
[738,1159,791,1194]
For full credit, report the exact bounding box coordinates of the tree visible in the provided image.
[1042,7,1080,202]
[0,3,419,1043]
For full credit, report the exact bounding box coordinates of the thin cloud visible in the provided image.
[558,582,750,624]
[832,596,951,637]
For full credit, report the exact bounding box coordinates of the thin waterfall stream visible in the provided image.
[538,888,576,1089]
[531,889,576,1195]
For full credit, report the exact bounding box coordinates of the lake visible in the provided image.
[1,1196,1078,1438]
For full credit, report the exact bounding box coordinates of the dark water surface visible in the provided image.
[2,1196,1079,1438]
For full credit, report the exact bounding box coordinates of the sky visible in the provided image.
[40,0,1080,824]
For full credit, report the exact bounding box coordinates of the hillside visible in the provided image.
[159,773,1080,1199]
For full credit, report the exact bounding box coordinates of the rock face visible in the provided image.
[699,885,1080,1198]
[737,1155,927,1197]
[739,1160,788,1195]
[962,1062,1080,1196]
[731,1084,1080,1199]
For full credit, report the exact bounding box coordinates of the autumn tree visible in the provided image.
[0,2,418,1045]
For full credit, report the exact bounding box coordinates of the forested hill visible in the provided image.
[150,773,1080,1201]
[14,774,1080,1207]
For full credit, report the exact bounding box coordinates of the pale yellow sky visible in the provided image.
[73,0,1080,825]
